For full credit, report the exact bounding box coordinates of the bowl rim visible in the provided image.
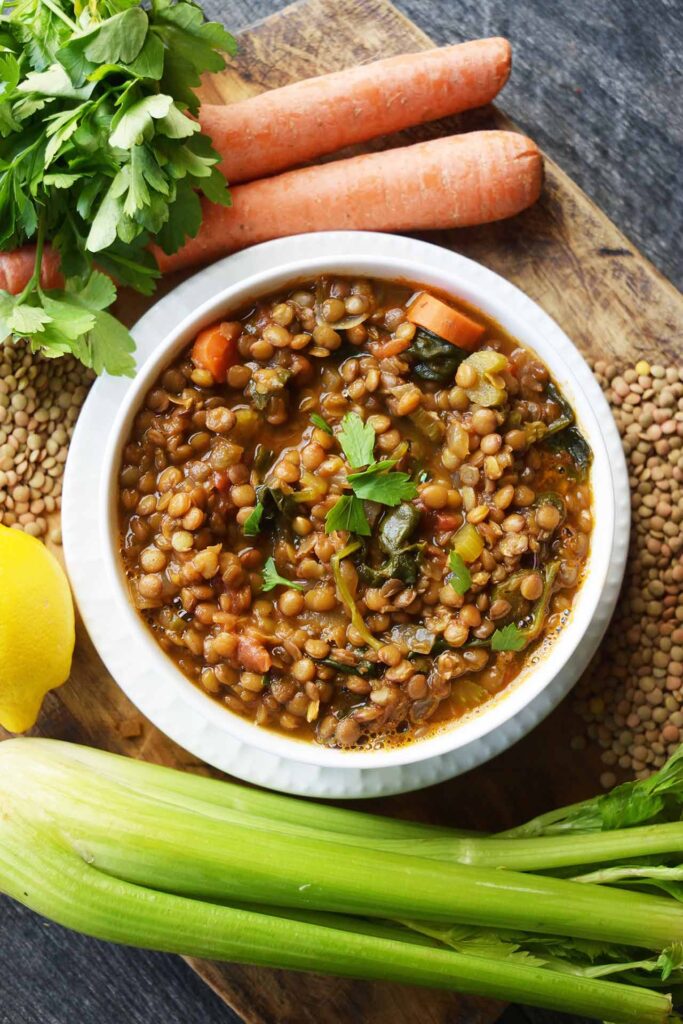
[99,235,616,770]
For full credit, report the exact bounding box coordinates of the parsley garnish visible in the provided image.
[347,463,417,505]
[448,551,471,596]
[491,623,526,652]
[242,502,264,537]
[0,1,235,375]
[261,556,304,592]
[338,412,375,468]
[310,413,333,435]
[324,414,418,534]
[325,494,371,536]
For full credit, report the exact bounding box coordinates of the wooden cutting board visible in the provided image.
[3,1,682,1022]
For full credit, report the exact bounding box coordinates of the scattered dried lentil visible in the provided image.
[0,339,92,540]
[575,359,683,784]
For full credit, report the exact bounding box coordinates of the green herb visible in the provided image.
[448,551,471,596]
[347,463,417,506]
[242,502,264,537]
[0,0,235,374]
[328,416,418,536]
[503,746,683,839]
[490,622,526,652]
[325,494,370,536]
[310,413,333,435]
[261,556,303,592]
[337,412,375,468]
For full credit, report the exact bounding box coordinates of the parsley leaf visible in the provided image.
[109,94,174,150]
[80,309,136,377]
[261,556,304,592]
[310,413,333,435]
[325,494,371,536]
[491,623,526,652]
[338,412,375,468]
[448,551,471,596]
[242,502,264,537]
[347,465,418,506]
[0,0,235,374]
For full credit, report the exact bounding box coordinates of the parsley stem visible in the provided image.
[40,0,77,30]
[17,209,47,305]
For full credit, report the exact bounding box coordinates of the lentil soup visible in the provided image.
[118,276,593,750]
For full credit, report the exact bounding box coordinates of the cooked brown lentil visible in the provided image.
[118,276,593,749]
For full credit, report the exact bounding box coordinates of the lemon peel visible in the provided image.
[0,525,74,732]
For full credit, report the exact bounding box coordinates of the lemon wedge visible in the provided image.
[0,525,75,733]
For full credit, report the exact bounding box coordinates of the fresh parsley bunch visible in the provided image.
[0,0,235,375]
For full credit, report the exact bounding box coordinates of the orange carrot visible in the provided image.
[154,131,543,276]
[407,292,485,349]
[0,245,62,294]
[191,323,239,380]
[0,132,542,296]
[199,39,512,183]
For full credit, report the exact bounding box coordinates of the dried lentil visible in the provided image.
[575,360,683,784]
[0,339,91,540]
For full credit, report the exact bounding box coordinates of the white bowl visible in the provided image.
[91,232,625,777]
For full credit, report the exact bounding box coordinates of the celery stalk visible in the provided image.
[372,823,683,871]
[4,740,682,952]
[9,740,683,875]
[17,738,459,840]
[0,812,674,1024]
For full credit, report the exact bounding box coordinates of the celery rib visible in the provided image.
[21,738,457,839]
[0,812,673,1024]
[7,742,682,952]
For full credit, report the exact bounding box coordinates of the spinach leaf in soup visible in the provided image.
[406,328,467,381]
[357,503,424,586]
[255,484,298,524]
[543,426,592,480]
[379,502,421,552]
[545,381,575,434]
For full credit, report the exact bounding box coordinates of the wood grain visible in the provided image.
[2,0,681,1023]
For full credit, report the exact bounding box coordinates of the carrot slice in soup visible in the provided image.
[191,323,240,380]
[407,293,485,351]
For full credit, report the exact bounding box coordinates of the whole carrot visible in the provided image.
[154,131,542,274]
[0,131,541,295]
[0,245,62,294]
[200,39,512,183]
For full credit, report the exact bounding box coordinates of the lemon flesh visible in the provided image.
[0,525,75,732]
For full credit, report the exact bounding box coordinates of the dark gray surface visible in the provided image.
[202,0,683,288]
[2,2,680,1023]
